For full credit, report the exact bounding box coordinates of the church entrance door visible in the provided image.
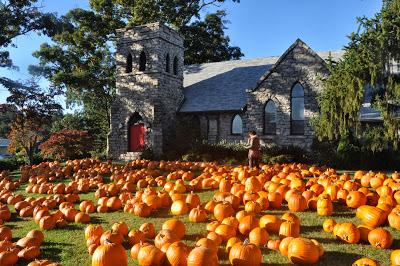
[129,123,145,151]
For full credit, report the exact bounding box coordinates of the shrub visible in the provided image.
[0,157,21,171]
[141,147,155,160]
[39,129,92,161]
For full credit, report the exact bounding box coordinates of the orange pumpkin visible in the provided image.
[368,228,393,249]
[287,237,320,264]
[229,239,262,266]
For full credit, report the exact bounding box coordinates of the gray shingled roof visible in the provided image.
[180,45,344,113]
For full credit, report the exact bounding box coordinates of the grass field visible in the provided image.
[5,169,400,266]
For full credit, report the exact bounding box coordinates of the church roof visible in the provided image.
[180,43,344,113]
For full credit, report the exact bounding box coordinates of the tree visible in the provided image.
[0,104,17,138]
[0,0,56,89]
[313,0,400,151]
[39,129,92,160]
[30,0,243,153]
[6,81,62,164]
[183,10,243,65]
[51,113,107,154]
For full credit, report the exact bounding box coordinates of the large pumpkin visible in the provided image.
[287,237,320,264]
[137,245,165,266]
[166,241,190,266]
[335,223,360,244]
[229,239,262,266]
[248,227,269,247]
[279,221,300,239]
[92,240,127,266]
[352,257,380,266]
[259,215,282,234]
[85,225,104,240]
[215,224,236,242]
[187,247,218,266]
[368,228,393,249]
[162,219,186,240]
[213,202,234,222]
[356,205,387,228]
[139,223,155,239]
[391,250,400,266]
[238,215,259,235]
[287,193,307,212]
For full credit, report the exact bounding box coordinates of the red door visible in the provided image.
[129,123,145,151]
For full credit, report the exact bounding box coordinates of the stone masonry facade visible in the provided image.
[108,23,330,160]
[108,23,184,160]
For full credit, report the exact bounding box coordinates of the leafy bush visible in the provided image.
[39,129,92,161]
[0,157,21,171]
[182,153,200,162]
[141,147,155,160]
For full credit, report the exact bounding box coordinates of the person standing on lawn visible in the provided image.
[245,130,261,169]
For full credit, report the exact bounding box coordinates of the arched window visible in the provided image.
[126,53,132,73]
[173,56,178,75]
[291,83,305,135]
[165,53,170,73]
[231,114,243,135]
[139,51,146,71]
[264,100,276,135]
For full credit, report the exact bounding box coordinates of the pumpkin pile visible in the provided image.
[0,227,57,265]
[3,159,400,265]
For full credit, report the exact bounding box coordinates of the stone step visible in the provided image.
[119,152,142,161]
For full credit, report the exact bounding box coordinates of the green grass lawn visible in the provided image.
[5,169,399,266]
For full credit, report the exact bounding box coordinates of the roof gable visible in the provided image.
[249,39,329,92]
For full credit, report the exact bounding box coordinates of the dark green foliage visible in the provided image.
[0,157,20,171]
[0,0,57,88]
[182,10,243,65]
[0,104,17,138]
[313,0,400,151]
[141,147,155,160]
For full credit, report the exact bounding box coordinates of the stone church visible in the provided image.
[107,22,347,160]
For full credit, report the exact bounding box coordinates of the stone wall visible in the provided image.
[246,40,329,150]
[108,23,184,159]
[198,113,246,144]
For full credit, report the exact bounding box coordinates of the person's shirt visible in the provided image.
[245,136,261,150]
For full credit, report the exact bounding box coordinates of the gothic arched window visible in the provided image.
[173,56,178,75]
[126,53,132,73]
[264,100,276,135]
[231,114,243,135]
[166,53,170,73]
[291,82,305,135]
[139,51,146,71]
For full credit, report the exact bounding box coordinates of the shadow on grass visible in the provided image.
[320,250,362,265]
[152,207,174,218]
[301,225,321,234]
[185,233,204,242]
[40,241,73,262]
[90,215,104,224]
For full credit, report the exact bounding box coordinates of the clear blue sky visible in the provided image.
[0,0,383,107]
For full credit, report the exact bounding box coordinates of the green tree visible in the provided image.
[0,104,17,138]
[313,0,400,151]
[0,0,56,89]
[31,0,243,153]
